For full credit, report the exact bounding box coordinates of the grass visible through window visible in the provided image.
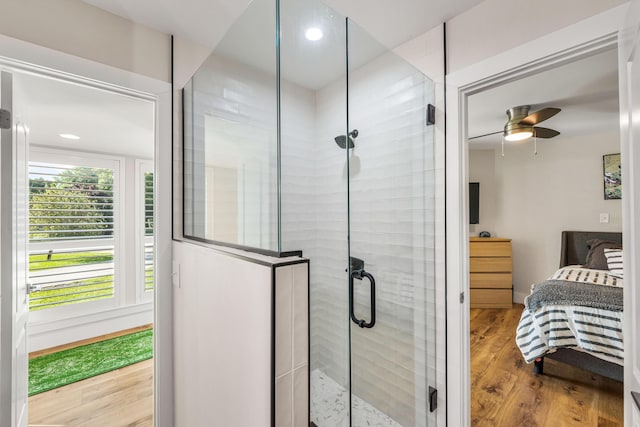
[30,251,113,270]
[29,250,114,311]
[29,278,114,311]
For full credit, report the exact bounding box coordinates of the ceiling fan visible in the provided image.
[469,105,561,141]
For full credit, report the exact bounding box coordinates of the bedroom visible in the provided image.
[467,45,623,424]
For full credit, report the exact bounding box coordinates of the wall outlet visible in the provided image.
[599,213,610,224]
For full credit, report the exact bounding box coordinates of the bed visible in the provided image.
[515,231,624,381]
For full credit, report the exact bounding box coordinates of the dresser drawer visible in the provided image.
[469,257,512,273]
[469,241,512,257]
[470,273,512,289]
[470,289,512,308]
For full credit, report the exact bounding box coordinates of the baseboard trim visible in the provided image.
[29,323,153,359]
[28,303,153,352]
[513,291,529,305]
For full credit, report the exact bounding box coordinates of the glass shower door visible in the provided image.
[277,0,438,424]
[346,19,437,427]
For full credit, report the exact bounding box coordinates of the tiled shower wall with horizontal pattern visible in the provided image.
[281,49,436,425]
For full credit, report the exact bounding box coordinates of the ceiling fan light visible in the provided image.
[504,128,533,141]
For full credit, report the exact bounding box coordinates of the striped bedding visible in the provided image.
[515,266,624,366]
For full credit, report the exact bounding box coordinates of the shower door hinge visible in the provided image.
[460,292,464,304]
[0,109,10,130]
[429,386,437,412]
[426,104,435,126]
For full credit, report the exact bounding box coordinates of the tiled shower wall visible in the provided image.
[187,53,278,249]
[281,64,352,417]
[281,49,436,425]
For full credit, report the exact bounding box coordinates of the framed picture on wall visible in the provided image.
[603,153,621,200]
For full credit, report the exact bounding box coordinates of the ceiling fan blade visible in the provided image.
[533,127,560,138]
[468,130,503,140]
[520,107,561,126]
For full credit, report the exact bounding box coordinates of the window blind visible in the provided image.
[144,171,154,291]
[29,163,114,241]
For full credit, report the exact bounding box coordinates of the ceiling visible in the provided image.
[13,73,155,159]
[467,48,619,149]
[82,0,484,51]
[210,0,394,90]
[83,0,484,91]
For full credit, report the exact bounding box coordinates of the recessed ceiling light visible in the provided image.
[59,133,80,140]
[305,27,323,41]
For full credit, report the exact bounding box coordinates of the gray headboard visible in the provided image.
[560,231,623,267]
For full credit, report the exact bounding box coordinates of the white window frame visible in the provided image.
[136,159,154,303]
[28,147,125,323]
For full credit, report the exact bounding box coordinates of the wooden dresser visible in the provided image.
[469,237,513,308]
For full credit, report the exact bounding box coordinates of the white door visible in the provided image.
[620,2,640,425]
[0,69,29,427]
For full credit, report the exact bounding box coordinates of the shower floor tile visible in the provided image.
[311,369,402,427]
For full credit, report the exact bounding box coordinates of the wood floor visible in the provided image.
[28,326,154,427]
[471,305,623,427]
[27,310,623,426]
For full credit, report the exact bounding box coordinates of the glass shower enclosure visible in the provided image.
[183,0,437,424]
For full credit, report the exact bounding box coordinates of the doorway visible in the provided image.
[467,44,623,426]
[0,45,170,426]
[444,8,625,425]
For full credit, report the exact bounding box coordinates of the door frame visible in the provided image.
[619,1,640,424]
[444,5,627,426]
[0,34,173,426]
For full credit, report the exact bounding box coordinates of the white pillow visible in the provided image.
[604,248,624,279]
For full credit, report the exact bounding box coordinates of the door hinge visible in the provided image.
[460,292,464,304]
[429,386,437,412]
[0,109,10,130]
[426,104,435,126]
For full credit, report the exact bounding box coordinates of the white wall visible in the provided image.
[446,0,627,73]
[469,130,622,302]
[0,0,171,82]
[0,0,213,87]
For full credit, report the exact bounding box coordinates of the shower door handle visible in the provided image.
[349,269,376,328]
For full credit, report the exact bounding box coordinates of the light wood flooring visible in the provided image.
[29,326,154,427]
[471,305,623,427]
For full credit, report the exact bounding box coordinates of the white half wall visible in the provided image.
[469,130,622,302]
[172,240,309,426]
[173,241,272,426]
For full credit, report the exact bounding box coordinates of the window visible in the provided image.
[144,171,154,292]
[138,160,154,299]
[28,154,120,313]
